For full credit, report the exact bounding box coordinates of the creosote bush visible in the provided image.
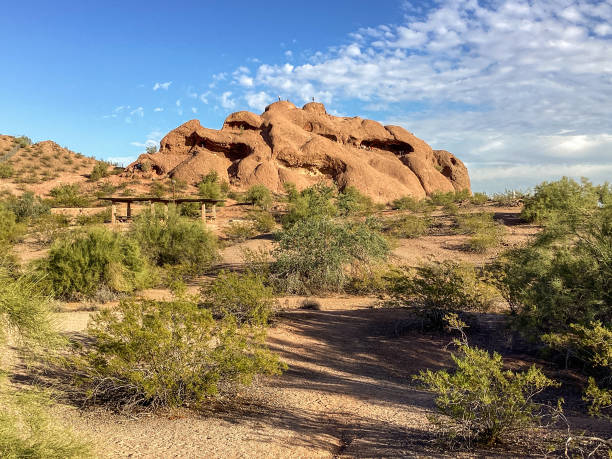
[201,270,275,324]
[454,212,505,252]
[4,191,50,222]
[391,195,431,212]
[385,214,431,238]
[40,227,155,299]
[391,261,499,325]
[224,220,257,242]
[131,208,218,274]
[248,210,276,233]
[337,186,375,216]
[415,314,559,446]
[272,215,389,294]
[65,297,285,410]
[0,162,13,178]
[245,184,273,210]
[281,183,337,228]
[49,184,88,207]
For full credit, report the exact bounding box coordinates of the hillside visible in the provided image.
[125,101,471,202]
[0,134,106,197]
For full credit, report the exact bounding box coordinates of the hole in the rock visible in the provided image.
[360,140,414,154]
[225,121,258,131]
[441,166,453,178]
[450,157,457,165]
[319,133,338,142]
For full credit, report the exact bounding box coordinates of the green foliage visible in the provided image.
[429,189,470,206]
[75,208,111,226]
[0,162,13,178]
[66,297,285,410]
[0,207,25,247]
[5,191,50,222]
[49,184,88,207]
[248,210,276,233]
[224,221,257,242]
[521,177,602,224]
[40,227,154,299]
[30,214,70,245]
[149,182,165,198]
[131,208,218,274]
[491,189,526,207]
[454,212,505,252]
[145,145,158,154]
[272,216,389,294]
[385,214,431,238]
[245,184,273,210]
[198,171,224,200]
[469,192,489,205]
[89,162,109,181]
[337,186,374,216]
[202,271,275,324]
[391,261,499,323]
[583,378,611,419]
[415,315,559,445]
[391,195,431,212]
[281,183,337,229]
[14,136,32,148]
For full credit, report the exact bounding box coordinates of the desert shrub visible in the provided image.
[469,192,489,205]
[75,208,111,226]
[49,184,88,207]
[224,221,257,242]
[14,136,32,148]
[149,181,165,198]
[201,271,275,324]
[281,183,337,228]
[140,161,152,173]
[521,177,602,224]
[179,201,201,218]
[89,162,109,181]
[40,227,154,299]
[131,209,218,274]
[0,208,25,247]
[30,214,70,244]
[391,261,499,324]
[5,191,50,222]
[429,189,470,206]
[491,189,528,207]
[337,186,374,216]
[145,145,158,154]
[415,314,559,446]
[272,216,389,294]
[385,214,431,238]
[391,195,431,212]
[0,267,91,458]
[65,297,285,410]
[248,210,276,233]
[454,212,505,252]
[0,162,13,178]
[442,202,459,216]
[347,264,404,295]
[198,171,223,200]
[245,184,273,210]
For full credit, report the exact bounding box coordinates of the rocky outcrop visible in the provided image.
[126,101,470,202]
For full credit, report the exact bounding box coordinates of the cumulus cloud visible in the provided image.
[245,91,273,112]
[153,81,172,91]
[220,91,236,110]
[153,107,163,112]
[233,0,612,191]
[130,130,163,150]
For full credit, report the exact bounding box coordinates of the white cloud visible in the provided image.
[245,91,273,112]
[200,92,210,104]
[176,99,181,107]
[285,50,293,58]
[153,81,172,91]
[220,91,236,110]
[130,130,163,150]
[238,75,254,87]
[233,0,612,191]
[130,107,144,118]
[153,107,163,112]
[191,107,198,114]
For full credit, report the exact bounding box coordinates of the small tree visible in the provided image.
[146,145,158,154]
[89,162,109,181]
[415,315,559,446]
[245,184,272,210]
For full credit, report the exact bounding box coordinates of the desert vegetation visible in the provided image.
[0,173,610,457]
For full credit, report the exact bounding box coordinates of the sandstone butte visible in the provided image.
[126,101,471,202]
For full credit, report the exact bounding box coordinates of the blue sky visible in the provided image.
[1,0,611,192]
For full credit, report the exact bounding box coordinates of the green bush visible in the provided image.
[415,315,559,446]
[198,171,223,200]
[0,267,91,458]
[337,186,374,216]
[281,183,337,229]
[30,214,70,245]
[245,184,273,210]
[89,162,109,181]
[14,136,32,148]
[65,297,285,410]
[5,191,50,222]
[521,177,602,224]
[201,271,275,324]
[40,227,155,299]
[454,212,505,252]
[272,216,389,294]
[385,214,431,238]
[391,195,431,212]
[391,261,499,323]
[0,162,13,178]
[429,189,470,206]
[75,208,111,226]
[131,209,218,274]
[248,210,276,233]
[224,221,257,242]
[0,208,25,247]
[49,184,88,207]
[469,192,489,205]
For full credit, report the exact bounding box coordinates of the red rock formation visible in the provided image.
[126,101,470,202]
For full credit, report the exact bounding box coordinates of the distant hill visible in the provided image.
[0,134,110,197]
